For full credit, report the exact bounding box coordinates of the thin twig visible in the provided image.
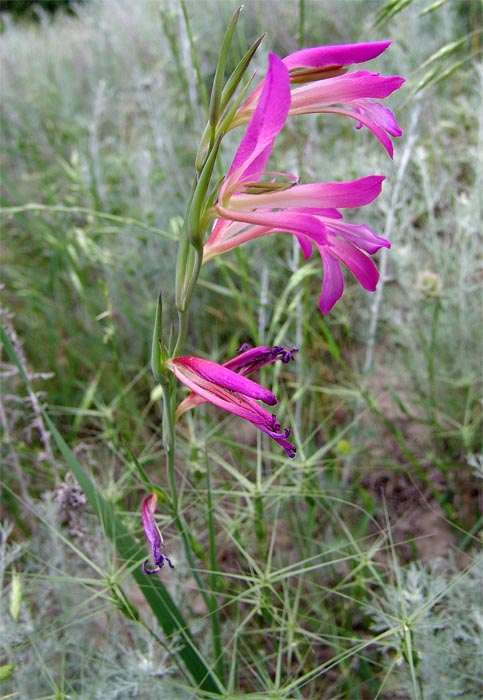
[363,97,423,376]
[342,97,423,484]
[0,303,60,483]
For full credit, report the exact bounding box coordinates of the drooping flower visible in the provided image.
[176,344,298,414]
[141,493,175,574]
[233,41,404,158]
[203,53,392,314]
[166,347,297,457]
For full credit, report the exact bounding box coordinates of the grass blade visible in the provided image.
[0,319,223,695]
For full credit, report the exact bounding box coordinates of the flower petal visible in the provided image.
[229,176,384,211]
[318,247,345,314]
[169,356,277,404]
[329,237,380,291]
[290,71,404,104]
[226,53,290,188]
[141,493,174,574]
[216,204,329,245]
[283,41,392,71]
[169,354,296,457]
[224,345,298,374]
[321,105,397,157]
[169,358,278,425]
[325,220,390,254]
[142,493,162,549]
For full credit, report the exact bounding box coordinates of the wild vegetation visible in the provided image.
[1,0,481,698]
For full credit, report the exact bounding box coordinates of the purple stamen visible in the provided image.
[142,552,175,575]
[232,344,298,373]
[277,347,298,363]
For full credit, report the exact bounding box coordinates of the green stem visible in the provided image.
[427,299,442,432]
[205,452,226,684]
[180,0,210,116]
[298,0,306,46]
[254,446,266,545]
[162,380,178,510]
[161,382,214,618]
[159,5,195,127]
[173,308,190,358]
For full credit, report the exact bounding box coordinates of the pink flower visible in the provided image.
[203,53,391,314]
[141,493,174,574]
[176,344,297,412]
[234,41,404,158]
[167,346,297,457]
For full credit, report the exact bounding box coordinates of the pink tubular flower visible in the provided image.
[141,493,174,574]
[203,53,392,314]
[167,346,297,457]
[233,41,404,158]
[177,344,297,414]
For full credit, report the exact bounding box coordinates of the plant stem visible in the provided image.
[426,298,442,433]
[363,97,423,377]
[162,380,178,511]
[205,452,226,684]
[160,383,213,616]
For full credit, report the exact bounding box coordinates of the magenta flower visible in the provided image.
[233,41,404,158]
[141,493,174,574]
[203,53,392,314]
[176,344,297,413]
[167,346,297,457]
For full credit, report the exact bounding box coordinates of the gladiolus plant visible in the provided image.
[136,6,403,694]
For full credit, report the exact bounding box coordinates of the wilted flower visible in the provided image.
[414,270,443,299]
[167,345,297,457]
[176,344,297,411]
[141,493,175,574]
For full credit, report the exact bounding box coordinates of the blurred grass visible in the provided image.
[1,0,482,698]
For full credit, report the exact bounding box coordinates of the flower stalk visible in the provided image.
[140,12,404,692]
[148,14,404,533]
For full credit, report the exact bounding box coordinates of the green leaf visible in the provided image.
[375,0,413,25]
[209,5,244,127]
[43,412,222,694]
[218,33,265,118]
[0,664,15,681]
[0,319,223,696]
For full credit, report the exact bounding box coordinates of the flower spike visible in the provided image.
[141,493,175,574]
[203,53,402,314]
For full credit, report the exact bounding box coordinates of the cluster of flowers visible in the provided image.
[172,41,403,457]
[143,40,404,571]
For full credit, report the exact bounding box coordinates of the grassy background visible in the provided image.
[1,0,482,698]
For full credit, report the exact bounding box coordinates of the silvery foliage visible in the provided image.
[0,515,185,699]
[370,554,483,700]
